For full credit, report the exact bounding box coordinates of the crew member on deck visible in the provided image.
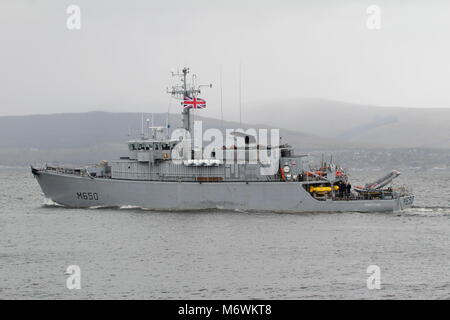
[346,182,352,198]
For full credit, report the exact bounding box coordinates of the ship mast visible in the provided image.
[167,67,211,134]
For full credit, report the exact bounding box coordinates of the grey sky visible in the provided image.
[1,0,450,118]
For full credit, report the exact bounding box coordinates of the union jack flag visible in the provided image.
[182,96,206,109]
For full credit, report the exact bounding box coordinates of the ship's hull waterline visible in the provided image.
[34,171,414,212]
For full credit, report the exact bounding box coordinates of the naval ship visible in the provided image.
[31,68,414,212]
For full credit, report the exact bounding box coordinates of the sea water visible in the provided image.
[1,167,449,299]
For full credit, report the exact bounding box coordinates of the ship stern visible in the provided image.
[395,194,415,211]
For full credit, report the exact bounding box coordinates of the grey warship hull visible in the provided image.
[34,170,414,212]
[31,67,415,213]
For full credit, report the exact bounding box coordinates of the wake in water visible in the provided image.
[41,198,64,208]
[401,206,450,216]
[40,198,450,216]
[40,199,253,214]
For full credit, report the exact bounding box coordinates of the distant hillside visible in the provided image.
[0,103,449,169]
[0,111,352,149]
[0,111,354,166]
[246,99,450,149]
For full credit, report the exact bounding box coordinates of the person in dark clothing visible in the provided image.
[346,183,352,198]
[339,181,345,197]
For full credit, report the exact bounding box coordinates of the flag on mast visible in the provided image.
[182,96,206,109]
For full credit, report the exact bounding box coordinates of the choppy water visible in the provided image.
[1,167,450,299]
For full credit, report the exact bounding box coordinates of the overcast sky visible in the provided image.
[1,0,450,118]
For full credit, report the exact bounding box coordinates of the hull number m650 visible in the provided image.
[77,192,99,200]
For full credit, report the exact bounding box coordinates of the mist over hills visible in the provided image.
[0,100,449,169]
[0,110,352,166]
[0,111,349,150]
[245,99,450,149]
